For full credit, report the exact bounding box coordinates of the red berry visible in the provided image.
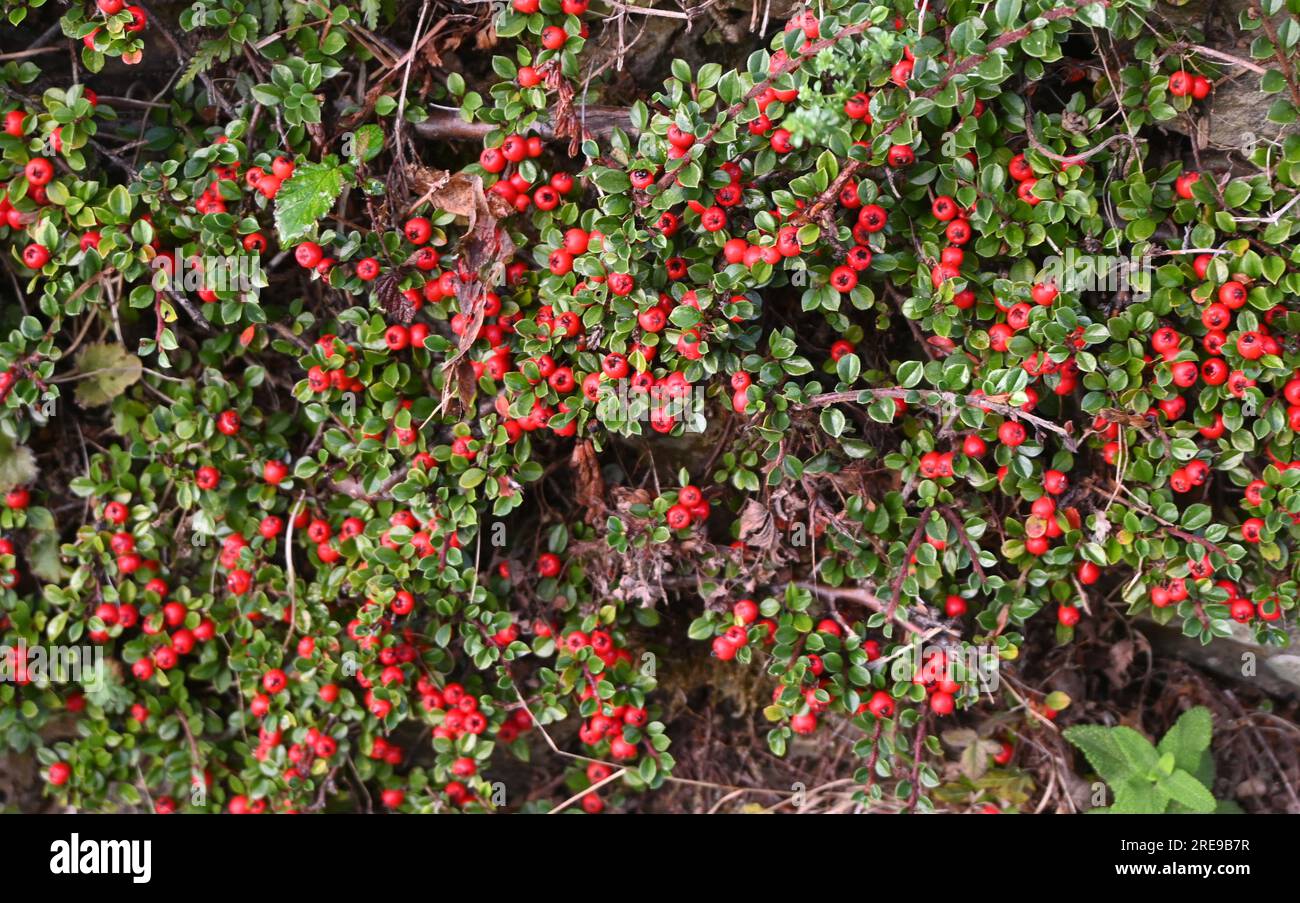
[216,409,241,436]
[537,552,561,578]
[404,217,432,244]
[997,421,1026,447]
[1077,561,1101,585]
[22,244,50,269]
[541,26,567,50]
[929,691,955,716]
[790,711,818,734]
[25,158,54,187]
[295,242,323,268]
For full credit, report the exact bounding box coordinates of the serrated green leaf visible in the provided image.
[274,161,346,245]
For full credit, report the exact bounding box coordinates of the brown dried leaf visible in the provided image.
[436,357,477,421]
[571,440,606,524]
[738,499,777,550]
[611,487,652,512]
[401,168,516,374]
[418,18,450,67]
[453,357,477,411]
[449,279,486,358]
[423,170,475,219]
[377,273,414,324]
[1106,639,1135,687]
[545,64,579,154]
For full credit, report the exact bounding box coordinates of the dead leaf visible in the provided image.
[941,728,979,748]
[404,166,464,218]
[959,740,991,781]
[377,273,414,325]
[0,435,37,492]
[571,440,606,523]
[1106,638,1135,687]
[738,499,777,550]
[611,487,652,512]
[436,357,477,421]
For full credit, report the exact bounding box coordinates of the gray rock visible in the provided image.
[1146,616,1300,699]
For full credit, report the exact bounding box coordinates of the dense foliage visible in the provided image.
[2,0,1299,813]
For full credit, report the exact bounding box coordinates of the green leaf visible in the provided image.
[1111,776,1170,813]
[1180,504,1212,531]
[274,161,346,245]
[1064,724,1139,785]
[1157,705,1213,772]
[1112,726,1159,775]
[897,360,924,388]
[1158,768,1217,814]
[349,125,385,164]
[820,408,846,437]
[74,343,142,407]
[769,332,796,360]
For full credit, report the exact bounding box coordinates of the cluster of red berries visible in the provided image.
[664,484,709,530]
[480,139,577,213]
[1019,492,1072,558]
[1082,283,1288,476]
[304,334,367,394]
[543,629,644,798]
[253,720,345,795]
[1006,150,1046,206]
[1224,584,1282,624]
[711,598,772,662]
[82,1,148,52]
[1168,69,1213,101]
[918,449,958,480]
[795,622,887,733]
[911,649,962,715]
[1243,472,1300,536]
[1146,575,1194,611]
[578,761,618,813]
[293,207,447,289]
[9,157,57,267]
[709,601,896,737]
[77,499,219,678]
[195,148,292,217]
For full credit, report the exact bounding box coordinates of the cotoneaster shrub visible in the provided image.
[1,0,1298,813]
